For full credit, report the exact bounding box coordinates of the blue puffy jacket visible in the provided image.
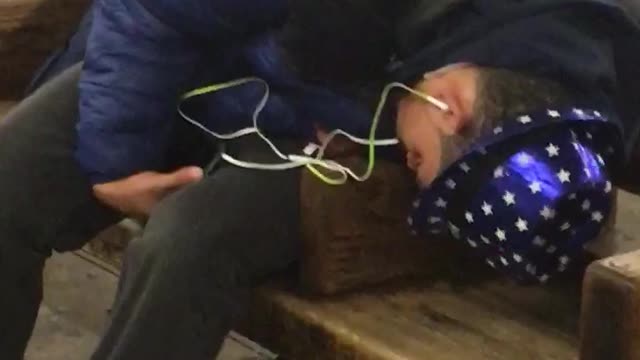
[33,0,640,184]
[32,0,380,184]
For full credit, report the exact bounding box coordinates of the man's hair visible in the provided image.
[471,68,574,135]
[439,68,575,171]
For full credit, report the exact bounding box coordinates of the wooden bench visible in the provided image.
[0,0,88,100]
[5,2,640,359]
[235,177,640,360]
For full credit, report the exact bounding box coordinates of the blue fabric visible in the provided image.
[390,0,640,154]
[409,107,622,283]
[36,0,640,183]
[33,0,378,183]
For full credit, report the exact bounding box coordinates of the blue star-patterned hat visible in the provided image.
[409,107,623,283]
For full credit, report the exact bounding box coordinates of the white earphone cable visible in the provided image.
[178,78,448,185]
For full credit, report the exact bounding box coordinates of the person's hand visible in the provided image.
[315,127,359,158]
[93,167,203,218]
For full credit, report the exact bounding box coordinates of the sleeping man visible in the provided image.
[394,0,640,282]
[1,0,639,359]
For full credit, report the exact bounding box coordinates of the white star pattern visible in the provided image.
[605,181,612,193]
[410,230,418,237]
[486,259,496,268]
[570,130,578,140]
[529,181,542,194]
[481,235,490,244]
[515,218,529,232]
[428,217,442,224]
[546,143,560,157]
[560,222,571,231]
[493,127,503,135]
[513,253,523,263]
[584,167,592,177]
[445,179,457,189]
[586,132,593,139]
[467,238,477,248]
[582,200,591,211]
[597,154,605,165]
[459,162,471,173]
[557,169,571,183]
[435,198,447,208]
[539,274,550,283]
[503,191,516,206]
[548,109,561,118]
[494,166,505,178]
[407,217,413,226]
[518,115,533,124]
[568,193,577,200]
[547,245,558,254]
[448,223,461,239]
[526,264,537,275]
[500,257,509,266]
[478,147,488,155]
[495,228,507,242]
[559,256,570,265]
[465,212,474,224]
[607,146,614,154]
[413,199,421,208]
[594,110,602,117]
[482,202,493,216]
[533,236,547,247]
[572,142,580,150]
[592,211,604,223]
[573,108,585,117]
[540,206,556,220]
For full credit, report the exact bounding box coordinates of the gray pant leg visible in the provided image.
[0,63,118,359]
[91,141,301,360]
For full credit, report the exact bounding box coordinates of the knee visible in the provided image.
[126,223,247,293]
[129,195,240,274]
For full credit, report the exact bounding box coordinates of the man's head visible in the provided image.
[396,64,574,187]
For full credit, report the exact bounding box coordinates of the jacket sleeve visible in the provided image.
[77,0,287,183]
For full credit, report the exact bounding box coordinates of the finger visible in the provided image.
[154,166,204,190]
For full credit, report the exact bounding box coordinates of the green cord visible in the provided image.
[179,79,435,186]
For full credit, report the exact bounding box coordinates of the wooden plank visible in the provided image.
[586,190,640,258]
[581,250,640,360]
[0,0,89,99]
[249,274,580,360]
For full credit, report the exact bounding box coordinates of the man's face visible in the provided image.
[396,65,479,188]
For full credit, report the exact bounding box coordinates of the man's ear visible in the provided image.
[421,65,478,137]
[430,91,469,136]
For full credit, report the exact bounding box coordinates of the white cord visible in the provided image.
[178,78,448,183]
